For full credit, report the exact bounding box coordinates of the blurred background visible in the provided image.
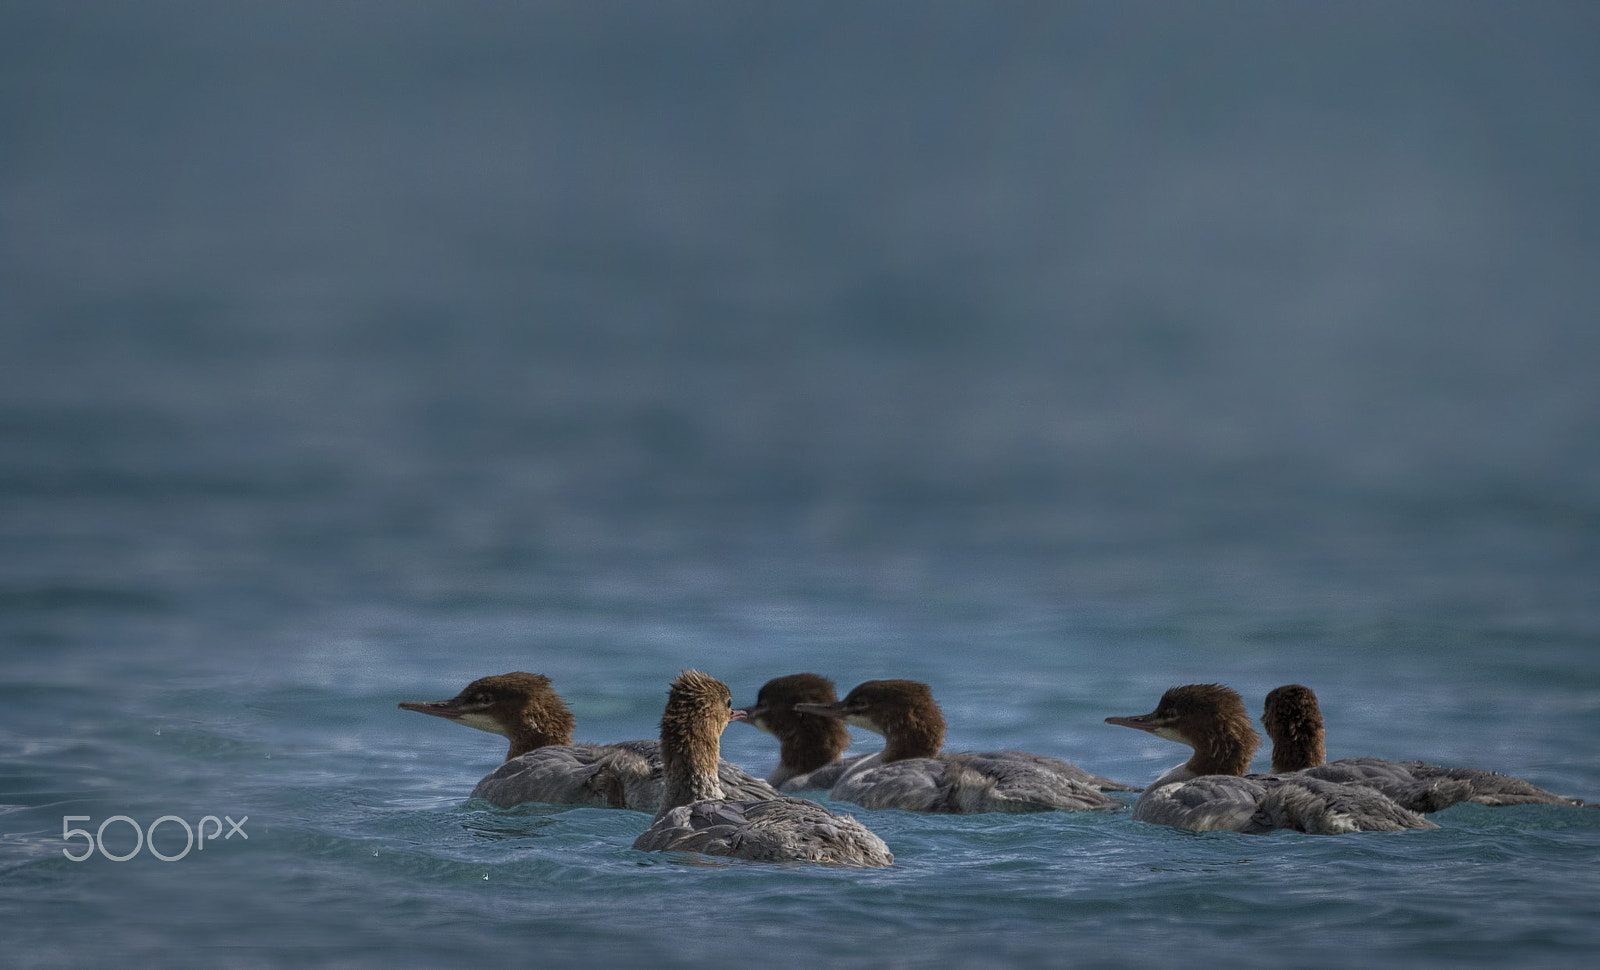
[2,0,1598,693]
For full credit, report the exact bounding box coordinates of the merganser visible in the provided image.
[400,672,778,811]
[733,674,872,792]
[1263,684,1588,809]
[793,679,1137,813]
[631,671,894,866]
[1106,684,1438,833]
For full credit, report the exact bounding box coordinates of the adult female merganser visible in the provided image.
[1263,684,1588,809]
[1106,684,1438,833]
[632,671,894,867]
[400,672,778,811]
[792,679,1137,813]
[733,674,872,792]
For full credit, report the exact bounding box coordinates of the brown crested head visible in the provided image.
[658,670,741,777]
[736,673,852,772]
[797,679,946,762]
[1105,683,1260,777]
[399,672,577,760]
[1261,684,1326,773]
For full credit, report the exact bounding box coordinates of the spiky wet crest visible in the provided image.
[838,679,946,762]
[1262,684,1327,772]
[657,670,732,809]
[747,673,851,772]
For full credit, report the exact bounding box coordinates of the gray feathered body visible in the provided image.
[1387,759,1586,807]
[1299,758,1585,809]
[970,749,1142,793]
[1248,775,1441,833]
[831,750,1126,813]
[1132,771,1439,833]
[1131,774,1271,831]
[774,754,873,793]
[1293,759,1474,813]
[471,738,778,811]
[632,795,893,866]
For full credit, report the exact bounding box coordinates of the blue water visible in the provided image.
[3,1,1599,966]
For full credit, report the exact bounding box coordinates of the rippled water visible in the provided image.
[6,609,1597,968]
[3,2,1599,967]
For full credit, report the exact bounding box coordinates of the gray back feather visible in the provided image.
[471,739,778,811]
[632,796,892,867]
[832,751,1126,814]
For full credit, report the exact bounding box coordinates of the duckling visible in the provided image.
[796,679,1135,813]
[632,671,893,866]
[1106,684,1438,833]
[400,672,777,811]
[1262,684,1586,810]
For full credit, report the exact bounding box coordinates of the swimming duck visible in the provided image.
[733,673,872,792]
[1106,684,1438,833]
[1263,684,1587,809]
[400,672,778,811]
[632,671,894,866]
[794,679,1136,813]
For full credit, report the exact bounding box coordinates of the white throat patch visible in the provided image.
[1151,725,1192,747]
[457,712,512,738]
[844,714,883,736]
